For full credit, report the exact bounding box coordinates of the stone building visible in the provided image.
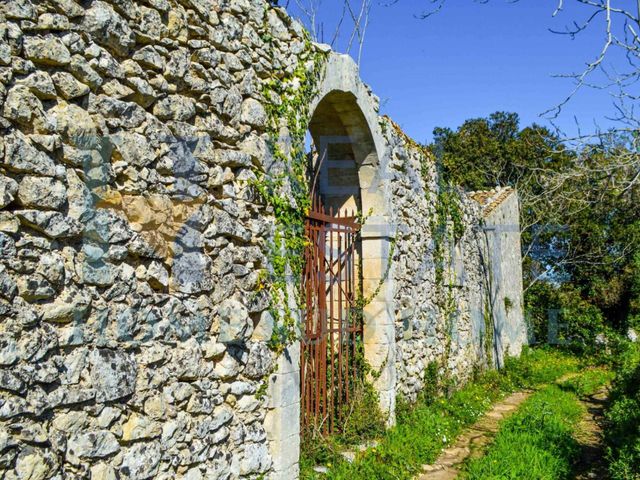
[0,1,526,479]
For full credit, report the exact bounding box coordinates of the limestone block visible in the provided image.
[218,297,252,343]
[132,46,165,70]
[23,35,71,66]
[17,176,67,210]
[153,94,196,122]
[82,1,136,56]
[111,131,157,167]
[240,98,267,128]
[69,54,103,88]
[244,342,273,379]
[17,71,57,100]
[134,6,165,43]
[240,443,271,475]
[48,102,98,148]
[17,210,83,238]
[363,301,395,328]
[119,442,162,480]
[51,71,90,99]
[3,85,47,129]
[268,432,300,474]
[251,310,274,342]
[66,431,120,464]
[266,370,299,409]
[14,448,53,480]
[89,349,136,402]
[0,175,18,209]
[91,463,117,480]
[2,132,56,177]
[122,413,161,441]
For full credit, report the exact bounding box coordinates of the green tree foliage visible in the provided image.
[432,112,567,192]
[431,112,571,289]
[431,112,640,334]
[540,141,640,331]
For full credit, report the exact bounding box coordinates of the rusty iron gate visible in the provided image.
[301,194,363,435]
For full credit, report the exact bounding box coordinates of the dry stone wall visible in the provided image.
[382,119,526,401]
[0,0,527,478]
[0,0,319,478]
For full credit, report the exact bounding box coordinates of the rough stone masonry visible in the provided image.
[0,0,527,479]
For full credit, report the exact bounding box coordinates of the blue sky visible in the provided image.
[285,1,620,143]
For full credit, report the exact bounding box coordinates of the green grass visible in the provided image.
[301,347,582,480]
[461,367,612,480]
[559,367,613,397]
[462,385,583,480]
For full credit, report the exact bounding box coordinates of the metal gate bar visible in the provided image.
[301,194,362,435]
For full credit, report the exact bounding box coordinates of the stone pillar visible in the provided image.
[361,219,396,426]
[265,341,300,480]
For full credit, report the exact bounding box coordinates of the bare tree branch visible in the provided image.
[285,0,374,65]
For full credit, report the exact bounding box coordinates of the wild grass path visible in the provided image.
[573,385,610,480]
[416,390,533,480]
[417,371,612,480]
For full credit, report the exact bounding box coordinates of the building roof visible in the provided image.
[468,186,515,217]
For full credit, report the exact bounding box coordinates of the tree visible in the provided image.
[432,112,640,331]
[431,112,573,289]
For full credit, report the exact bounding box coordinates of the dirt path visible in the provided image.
[417,390,533,480]
[416,374,610,480]
[572,385,610,480]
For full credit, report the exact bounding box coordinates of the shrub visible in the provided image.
[525,284,605,349]
[605,341,640,480]
[300,376,386,479]
[338,378,386,445]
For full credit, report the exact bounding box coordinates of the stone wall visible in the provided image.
[476,188,527,367]
[382,119,526,401]
[0,0,527,478]
[0,0,319,478]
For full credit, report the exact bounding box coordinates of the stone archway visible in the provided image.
[265,52,396,480]
[306,58,397,425]
[310,53,396,425]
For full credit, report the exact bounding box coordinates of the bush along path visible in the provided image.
[459,367,613,480]
[300,348,582,480]
[603,340,640,480]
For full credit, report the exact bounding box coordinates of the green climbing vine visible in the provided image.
[420,150,467,382]
[483,294,495,366]
[480,221,496,367]
[428,171,465,285]
[252,14,328,355]
[251,9,329,400]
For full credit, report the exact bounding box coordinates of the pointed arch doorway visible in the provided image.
[300,99,364,433]
[300,74,396,433]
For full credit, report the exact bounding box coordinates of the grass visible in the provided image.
[462,385,583,480]
[461,367,612,480]
[559,367,613,397]
[300,347,582,480]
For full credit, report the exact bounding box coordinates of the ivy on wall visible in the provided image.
[252,9,329,355]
